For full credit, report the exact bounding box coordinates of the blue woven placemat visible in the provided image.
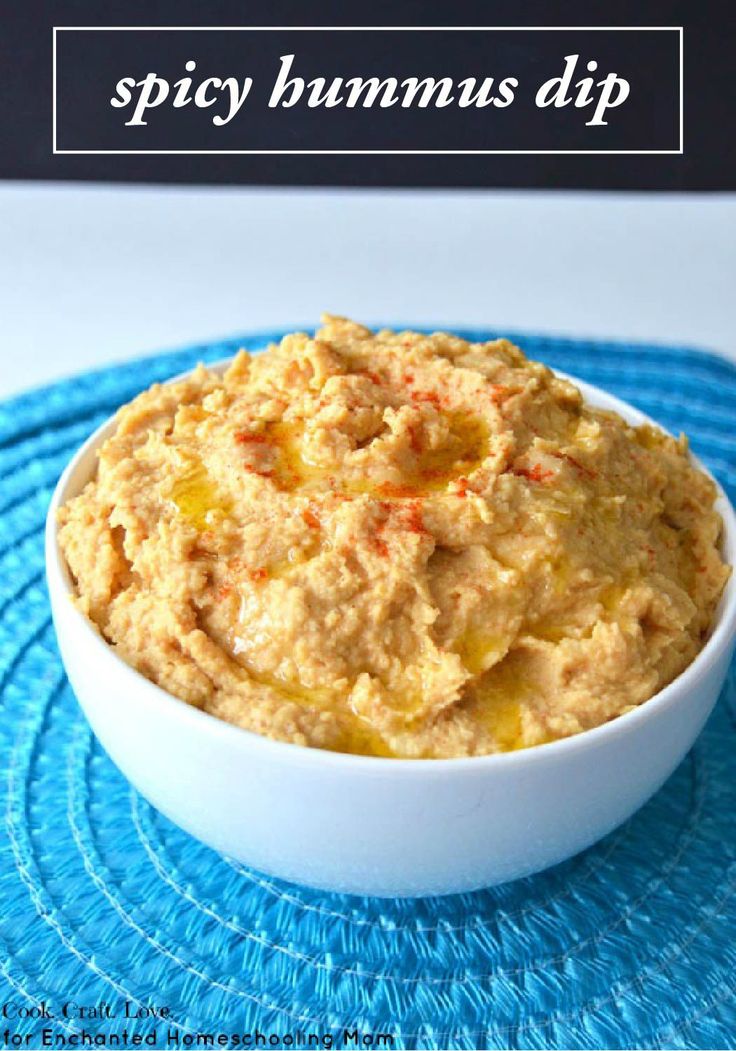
[1,328,735,1051]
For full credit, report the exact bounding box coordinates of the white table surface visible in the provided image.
[1,182,734,399]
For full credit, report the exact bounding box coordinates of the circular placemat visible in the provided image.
[0,328,735,1051]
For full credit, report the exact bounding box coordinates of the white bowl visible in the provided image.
[45,364,736,897]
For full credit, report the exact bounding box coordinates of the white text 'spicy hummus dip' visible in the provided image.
[58,318,730,758]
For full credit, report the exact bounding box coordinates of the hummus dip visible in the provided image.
[58,317,730,758]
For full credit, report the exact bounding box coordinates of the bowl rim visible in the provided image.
[45,355,736,774]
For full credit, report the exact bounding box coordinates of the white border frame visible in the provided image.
[52,26,684,155]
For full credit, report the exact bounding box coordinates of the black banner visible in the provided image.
[53,27,682,154]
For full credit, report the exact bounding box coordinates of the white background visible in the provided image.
[1,182,734,399]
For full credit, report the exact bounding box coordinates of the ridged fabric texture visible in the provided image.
[0,329,735,1050]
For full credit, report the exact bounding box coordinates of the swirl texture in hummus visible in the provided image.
[58,317,730,757]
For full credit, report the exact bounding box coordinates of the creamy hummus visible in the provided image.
[58,317,730,758]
